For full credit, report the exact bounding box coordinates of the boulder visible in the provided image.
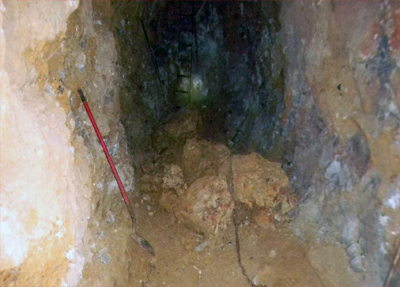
[232,153,290,209]
[164,109,202,139]
[182,139,231,183]
[176,176,234,236]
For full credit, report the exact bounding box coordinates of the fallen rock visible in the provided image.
[164,109,202,139]
[182,139,231,183]
[232,153,290,209]
[176,175,234,236]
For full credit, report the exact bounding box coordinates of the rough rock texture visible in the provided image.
[162,164,186,194]
[182,138,231,183]
[164,109,203,140]
[232,153,290,209]
[278,2,400,284]
[0,1,83,286]
[1,1,146,286]
[111,1,172,156]
[177,176,234,236]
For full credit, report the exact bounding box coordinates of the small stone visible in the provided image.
[325,159,341,179]
[281,195,296,214]
[195,241,208,252]
[274,213,283,222]
[268,249,277,258]
[342,218,363,247]
[142,194,151,201]
[346,243,362,260]
[106,211,114,223]
[162,164,184,191]
[98,248,111,265]
[240,219,250,227]
[349,256,365,273]
[253,210,274,229]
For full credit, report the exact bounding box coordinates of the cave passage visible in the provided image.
[0,1,399,286]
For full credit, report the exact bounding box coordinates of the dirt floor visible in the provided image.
[118,201,324,287]
[82,190,362,287]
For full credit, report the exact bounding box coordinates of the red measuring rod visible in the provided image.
[77,89,130,205]
[77,89,155,256]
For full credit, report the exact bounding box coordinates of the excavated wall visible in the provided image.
[1,1,145,286]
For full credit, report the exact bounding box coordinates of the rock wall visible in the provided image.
[111,1,172,157]
[279,1,399,284]
[1,1,140,286]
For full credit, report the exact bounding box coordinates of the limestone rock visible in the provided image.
[232,153,290,209]
[182,139,231,183]
[176,176,234,236]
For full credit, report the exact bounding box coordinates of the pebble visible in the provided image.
[240,219,250,227]
[195,241,208,252]
[142,194,151,201]
[346,243,362,260]
[98,248,111,265]
[107,211,115,223]
[349,255,365,273]
[268,249,277,258]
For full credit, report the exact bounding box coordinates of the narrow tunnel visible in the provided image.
[1,1,399,286]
